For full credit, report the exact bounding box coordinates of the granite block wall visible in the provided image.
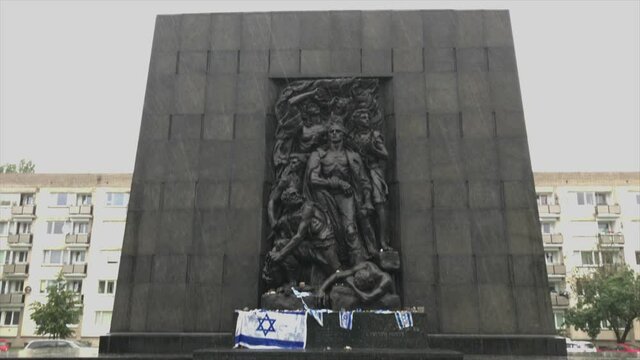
[113,10,555,336]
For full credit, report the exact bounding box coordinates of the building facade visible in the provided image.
[0,174,130,346]
[1,172,638,345]
[535,172,640,342]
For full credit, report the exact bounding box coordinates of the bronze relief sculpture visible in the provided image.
[263,78,400,311]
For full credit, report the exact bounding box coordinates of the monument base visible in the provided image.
[100,313,566,356]
[194,348,462,360]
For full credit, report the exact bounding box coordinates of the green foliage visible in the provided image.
[565,265,640,342]
[30,274,82,339]
[0,159,35,173]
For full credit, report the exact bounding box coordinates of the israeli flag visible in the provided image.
[339,310,353,330]
[234,310,307,349]
[395,311,414,330]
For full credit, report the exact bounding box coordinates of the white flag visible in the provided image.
[234,310,307,349]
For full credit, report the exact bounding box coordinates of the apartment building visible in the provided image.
[0,174,130,346]
[535,172,640,342]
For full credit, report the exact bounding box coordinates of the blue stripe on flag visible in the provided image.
[235,335,305,349]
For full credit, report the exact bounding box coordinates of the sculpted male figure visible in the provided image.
[305,121,374,266]
[350,109,392,251]
[268,187,342,285]
[267,153,306,229]
[318,261,397,310]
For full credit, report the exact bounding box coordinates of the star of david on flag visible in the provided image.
[256,314,277,336]
[235,310,307,349]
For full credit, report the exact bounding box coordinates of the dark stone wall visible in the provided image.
[112,10,555,336]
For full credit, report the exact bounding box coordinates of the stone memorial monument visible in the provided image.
[100,10,566,358]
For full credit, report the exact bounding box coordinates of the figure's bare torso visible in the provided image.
[320,150,349,179]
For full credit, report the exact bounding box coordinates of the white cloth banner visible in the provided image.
[234,310,307,349]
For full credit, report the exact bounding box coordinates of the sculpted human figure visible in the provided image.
[268,153,306,229]
[349,109,392,251]
[273,86,326,177]
[267,187,341,286]
[304,121,375,266]
[318,261,395,308]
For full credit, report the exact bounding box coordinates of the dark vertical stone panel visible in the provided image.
[392,11,424,48]
[330,11,362,49]
[180,14,211,51]
[423,10,456,48]
[241,13,271,49]
[362,11,392,50]
[299,11,331,49]
[270,12,301,49]
[211,13,242,50]
[115,10,556,340]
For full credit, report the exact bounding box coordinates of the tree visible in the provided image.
[0,159,35,173]
[565,265,640,343]
[30,274,82,339]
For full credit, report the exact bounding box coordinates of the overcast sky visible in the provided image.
[1,1,638,174]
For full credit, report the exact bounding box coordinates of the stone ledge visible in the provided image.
[194,348,462,360]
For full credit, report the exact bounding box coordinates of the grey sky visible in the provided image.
[1,1,638,173]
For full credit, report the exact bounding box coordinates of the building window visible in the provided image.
[43,250,65,265]
[553,311,565,330]
[580,251,623,266]
[595,192,608,206]
[537,194,550,205]
[95,311,112,326]
[67,280,82,293]
[98,280,116,295]
[47,221,68,234]
[601,251,624,265]
[20,194,34,205]
[545,251,561,265]
[4,251,28,265]
[577,192,594,205]
[73,222,90,235]
[53,193,71,206]
[1,311,20,326]
[597,221,615,234]
[76,194,92,205]
[636,251,640,265]
[581,251,599,266]
[69,250,86,264]
[39,280,57,294]
[0,222,8,235]
[15,222,31,234]
[43,250,85,265]
[636,194,640,204]
[0,280,24,294]
[541,222,553,234]
[106,192,129,207]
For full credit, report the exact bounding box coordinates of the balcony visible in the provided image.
[547,264,566,276]
[62,264,87,277]
[65,233,91,246]
[0,293,25,305]
[538,204,561,218]
[598,233,624,246]
[595,204,621,218]
[550,293,570,307]
[7,233,33,247]
[69,205,93,218]
[2,264,29,277]
[542,233,563,245]
[11,205,36,218]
